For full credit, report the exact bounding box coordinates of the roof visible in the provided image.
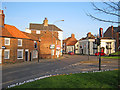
[79,33,95,41]
[29,23,63,31]
[1,24,30,39]
[63,37,71,43]
[67,41,78,46]
[21,31,39,41]
[104,26,120,34]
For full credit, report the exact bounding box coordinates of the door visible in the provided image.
[30,52,32,61]
[0,49,2,64]
[25,51,28,61]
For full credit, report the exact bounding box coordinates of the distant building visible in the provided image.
[104,26,120,51]
[25,18,63,59]
[63,34,78,54]
[0,10,39,64]
[79,32,116,55]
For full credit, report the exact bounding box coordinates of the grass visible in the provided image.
[9,70,119,88]
[110,51,120,55]
[101,51,120,59]
[101,56,120,59]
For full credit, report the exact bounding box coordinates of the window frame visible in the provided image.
[17,49,23,59]
[5,38,10,45]
[18,39,22,46]
[4,49,10,59]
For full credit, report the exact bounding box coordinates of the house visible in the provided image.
[79,32,116,55]
[63,34,78,54]
[25,18,62,59]
[0,10,39,64]
[104,26,120,51]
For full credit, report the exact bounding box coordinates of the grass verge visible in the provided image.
[101,56,120,59]
[8,70,119,88]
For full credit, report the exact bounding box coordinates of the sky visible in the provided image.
[1,1,118,40]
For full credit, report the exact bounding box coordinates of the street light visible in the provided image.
[51,20,64,59]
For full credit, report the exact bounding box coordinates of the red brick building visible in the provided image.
[25,18,62,59]
[0,10,39,64]
[63,34,78,54]
[104,26,120,51]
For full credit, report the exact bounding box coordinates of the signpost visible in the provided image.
[50,44,55,58]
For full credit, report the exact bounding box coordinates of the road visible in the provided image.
[2,55,118,88]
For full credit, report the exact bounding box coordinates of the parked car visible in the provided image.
[68,51,74,55]
[95,52,106,56]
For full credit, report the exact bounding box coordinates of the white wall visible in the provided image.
[58,31,63,55]
[66,46,74,53]
[75,42,79,54]
[79,39,116,55]
[25,28,31,33]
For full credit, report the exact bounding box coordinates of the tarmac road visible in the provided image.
[2,55,118,88]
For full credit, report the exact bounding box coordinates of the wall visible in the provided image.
[1,37,38,64]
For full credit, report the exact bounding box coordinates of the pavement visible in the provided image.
[1,54,118,89]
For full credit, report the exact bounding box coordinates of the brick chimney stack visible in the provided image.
[111,26,113,38]
[0,10,5,27]
[87,32,91,38]
[43,17,48,26]
[71,33,75,38]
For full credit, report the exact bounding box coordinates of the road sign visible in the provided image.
[2,46,6,49]
[56,45,60,50]
[50,44,55,49]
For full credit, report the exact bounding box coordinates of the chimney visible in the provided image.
[71,34,75,38]
[0,10,5,27]
[87,32,91,38]
[43,17,48,26]
[111,26,114,38]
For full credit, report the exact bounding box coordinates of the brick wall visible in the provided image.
[1,37,38,64]
[31,30,61,59]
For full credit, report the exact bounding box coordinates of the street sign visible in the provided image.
[56,45,60,50]
[2,46,6,49]
[50,44,55,49]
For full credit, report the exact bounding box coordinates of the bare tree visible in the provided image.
[87,0,120,24]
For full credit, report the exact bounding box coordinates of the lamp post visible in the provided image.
[51,20,64,59]
[38,38,41,62]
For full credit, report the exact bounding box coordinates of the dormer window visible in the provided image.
[5,38,10,45]
[18,39,22,46]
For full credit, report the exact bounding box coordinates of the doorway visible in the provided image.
[30,52,32,61]
[25,50,29,61]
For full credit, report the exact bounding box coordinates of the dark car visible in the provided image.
[68,51,74,55]
[95,52,106,56]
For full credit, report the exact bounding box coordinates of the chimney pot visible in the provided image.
[43,17,48,26]
[71,34,75,38]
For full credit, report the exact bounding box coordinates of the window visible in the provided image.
[4,49,10,59]
[18,39,22,46]
[33,50,38,58]
[5,38,10,45]
[17,49,23,59]
[36,30,40,34]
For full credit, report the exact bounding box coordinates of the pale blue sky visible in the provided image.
[1,2,118,40]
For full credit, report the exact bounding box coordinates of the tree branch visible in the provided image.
[87,13,120,24]
[103,2,119,11]
[92,3,120,17]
